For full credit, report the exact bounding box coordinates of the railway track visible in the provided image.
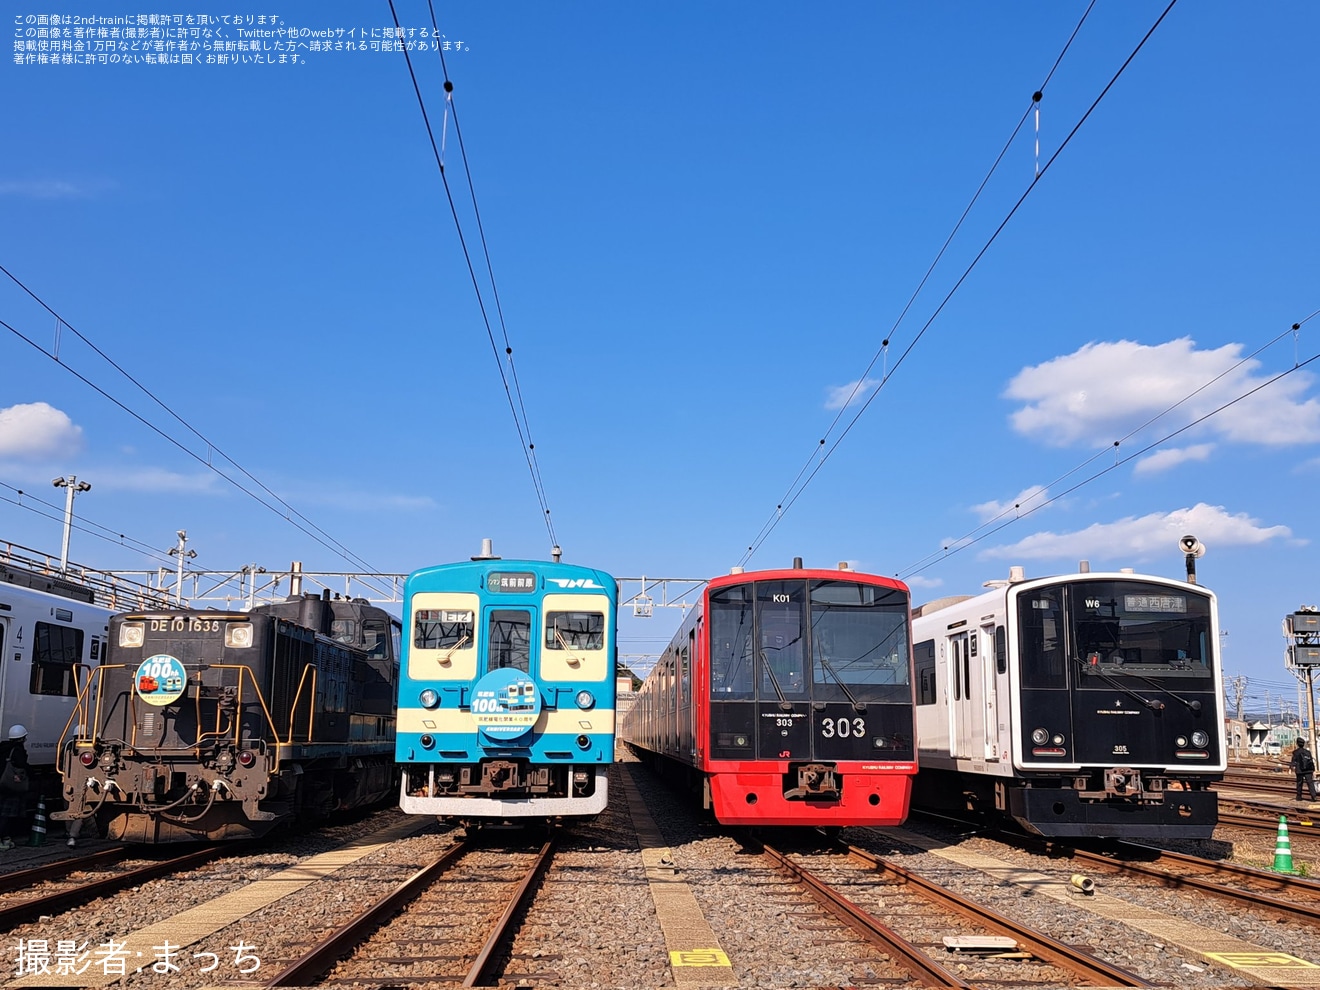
[0,845,229,931]
[752,833,1153,988]
[264,832,558,988]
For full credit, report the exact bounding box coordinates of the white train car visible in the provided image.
[912,565,1225,839]
[0,565,116,770]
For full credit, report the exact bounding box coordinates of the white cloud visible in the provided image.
[980,502,1293,563]
[1005,338,1320,448]
[0,179,105,199]
[93,466,223,494]
[904,574,943,589]
[824,378,879,410]
[289,489,438,512]
[0,403,84,459]
[1133,444,1215,476]
[971,485,1050,523]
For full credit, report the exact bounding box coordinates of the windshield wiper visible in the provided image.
[817,656,865,713]
[1074,657,1165,712]
[1122,669,1202,713]
[759,650,794,711]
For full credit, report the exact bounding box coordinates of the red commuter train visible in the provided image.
[621,561,916,825]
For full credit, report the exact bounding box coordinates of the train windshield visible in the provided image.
[708,578,910,703]
[1067,581,1214,686]
[545,611,605,651]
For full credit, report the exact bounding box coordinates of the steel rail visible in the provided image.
[837,838,1154,988]
[0,847,127,895]
[757,839,972,988]
[463,836,558,987]
[263,837,472,987]
[1219,810,1320,837]
[0,845,227,932]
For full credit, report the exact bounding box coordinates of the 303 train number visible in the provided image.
[820,717,866,738]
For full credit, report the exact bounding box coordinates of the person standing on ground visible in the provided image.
[1291,738,1318,802]
[0,725,30,848]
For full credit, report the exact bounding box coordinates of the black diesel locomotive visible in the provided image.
[56,592,400,842]
[911,566,1225,838]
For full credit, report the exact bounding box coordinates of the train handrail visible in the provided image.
[56,663,309,779]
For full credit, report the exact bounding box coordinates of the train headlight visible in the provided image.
[1051,734,1065,746]
[420,734,435,749]
[224,622,254,649]
[1191,730,1209,748]
[118,622,144,648]
[79,751,96,767]
[576,734,591,749]
[419,689,440,709]
[1031,728,1049,745]
[238,750,257,767]
[1176,736,1189,748]
[734,735,749,747]
[575,690,595,711]
[873,737,887,749]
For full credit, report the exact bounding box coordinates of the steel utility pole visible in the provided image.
[167,530,197,605]
[51,475,91,573]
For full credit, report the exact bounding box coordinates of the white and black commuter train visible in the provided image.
[0,564,116,777]
[911,565,1225,839]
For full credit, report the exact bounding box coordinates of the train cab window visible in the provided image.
[544,611,604,651]
[809,579,910,703]
[758,580,807,700]
[414,609,474,650]
[1069,582,1213,685]
[488,609,531,673]
[331,618,357,645]
[30,621,83,697]
[362,618,392,660]
[710,584,755,699]
[1017,588,1067,689]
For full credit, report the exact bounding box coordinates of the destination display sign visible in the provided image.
[487,572,537,593]
[1124,594,1186,613]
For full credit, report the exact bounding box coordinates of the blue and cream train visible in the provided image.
[396,543,618,821]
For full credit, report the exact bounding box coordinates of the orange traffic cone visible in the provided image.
[1272,814,1295,873]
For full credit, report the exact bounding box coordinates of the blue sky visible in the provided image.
[2,2,1318,713]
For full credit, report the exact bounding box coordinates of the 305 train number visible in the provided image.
[820,717,866,738]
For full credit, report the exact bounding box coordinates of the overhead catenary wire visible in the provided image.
[898,312,1320,579]
[0,312,382,574]
[740,0,1175,566]
[0,482,177,567]
[901,310,1320,577]
[0,268,382,574]
[387,0,558,549]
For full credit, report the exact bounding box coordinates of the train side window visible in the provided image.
[680,638,691,703]
[1017,589,1066,688]
[488,609,531,673]
[914,639,936,706]
[995,625,1007,674]
[30,621,83,697]
[951,637,962,701]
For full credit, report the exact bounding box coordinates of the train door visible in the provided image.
[950,631,979,760]
[0,618,7,726]
[980,622,999,761]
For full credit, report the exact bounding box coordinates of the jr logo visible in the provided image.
[547,578,604,589]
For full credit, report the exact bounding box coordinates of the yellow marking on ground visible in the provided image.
[622,769,735,987]
[7,816,432,988]
[670,949,732,967]
[880,826,1320,985]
